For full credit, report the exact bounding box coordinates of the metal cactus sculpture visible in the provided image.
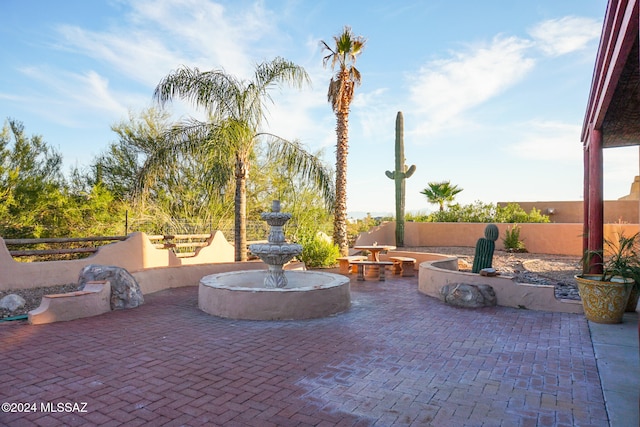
[472,224,500,273]
[385,111,416,247]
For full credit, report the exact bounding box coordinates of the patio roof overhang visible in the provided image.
[581,0,639,272]
[582,0,640,149]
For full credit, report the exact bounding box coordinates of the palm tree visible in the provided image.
[321,26,366,256]
[150,57,334,261]
[421,181,463,211]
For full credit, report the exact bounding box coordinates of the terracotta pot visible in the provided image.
[625,285,640,312]
[575,274,633,324]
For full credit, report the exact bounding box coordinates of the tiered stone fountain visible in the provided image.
[199,201,350,320]
[247,200,302,288]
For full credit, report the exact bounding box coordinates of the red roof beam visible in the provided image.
[581,0,639,144]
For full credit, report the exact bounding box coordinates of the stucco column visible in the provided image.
[583,142,590,263]
[587,128,604,274]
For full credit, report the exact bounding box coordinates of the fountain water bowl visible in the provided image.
[198,200,351,320]
[199,270,350,320]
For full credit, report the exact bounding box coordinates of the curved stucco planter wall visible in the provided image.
[417,255,583,313]
[0,231,235,291]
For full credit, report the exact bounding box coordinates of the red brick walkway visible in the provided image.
[0,274,607,426]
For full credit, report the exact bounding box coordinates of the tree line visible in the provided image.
[0,112,334,245]
[1,25,544,265]
[1,27,367,265]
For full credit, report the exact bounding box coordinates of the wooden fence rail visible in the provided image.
[3,233,267,261]
[5,236,128,245]
[4,234,214,259]
[5,236,128,258]
[146,234,213,257]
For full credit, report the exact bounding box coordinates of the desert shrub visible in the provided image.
[425,201,496,222]
[495,203,549,223]
[503,224,527,252]
[417,202,550,223]
[298,233,340,268]
[405,210,431,222]
[346,213,385,247]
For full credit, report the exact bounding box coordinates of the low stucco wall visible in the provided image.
[0,231,235,291]
[132,261,305,295]
[133,261,265,295]
[417,255,583,313]
[379,250,448,267]
[28,281,112,325]
[499,200,639,224]
[356,222,640,256]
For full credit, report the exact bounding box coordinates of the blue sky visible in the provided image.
[2,0,630,217]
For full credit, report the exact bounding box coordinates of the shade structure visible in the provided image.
[581,0,640,271]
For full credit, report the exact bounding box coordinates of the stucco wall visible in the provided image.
[6,221,640,293]
[355,222,640,256]
[497,200,640,224]
[0,231,235,291]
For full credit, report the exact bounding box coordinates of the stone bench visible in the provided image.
[336,255,368,274]
[28,281,111,325]
[351,261,394,281]
[389,256,417,277]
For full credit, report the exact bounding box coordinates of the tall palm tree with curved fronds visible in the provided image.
[321,26,366,256]
[420,181,463,211]
[149,57,334,261]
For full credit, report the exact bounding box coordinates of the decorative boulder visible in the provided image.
[440,283,497,308]
[78,264,144,310]
[0,294,26,312]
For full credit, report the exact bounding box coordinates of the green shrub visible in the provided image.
[405,210,431,222]
[503,224,527,252]
[495,203,550,223]
[346,213,385,247]
[416,201,550,223]
[299,233,340,268]
[426,201,495,222]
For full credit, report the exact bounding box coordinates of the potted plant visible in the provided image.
[576,232,640,324]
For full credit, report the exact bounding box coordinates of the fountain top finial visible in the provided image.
[272,200,280,213]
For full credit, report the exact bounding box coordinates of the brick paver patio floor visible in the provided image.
[0,273,607,426]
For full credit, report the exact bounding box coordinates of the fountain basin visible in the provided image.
[199,270,350,320]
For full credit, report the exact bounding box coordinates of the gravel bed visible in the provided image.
[0,284,78,320]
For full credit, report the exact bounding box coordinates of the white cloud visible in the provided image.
[409,35,535,137]
[55,25,182,88]
[506,121,582,161]
[53,0,280,88]
[17,66,136,126]
[31,0,294,132]
[529,16,601,57]
[265,84,334,152]
[125,0,275,77]
[352,88,397,143]
[72,71,130,116]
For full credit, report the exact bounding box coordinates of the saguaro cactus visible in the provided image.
[385,111,416,247]
[472,224,499,273]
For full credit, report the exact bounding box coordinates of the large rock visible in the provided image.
[440,283,497,308]
[78,265,144,310]
[0,294,26,312]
